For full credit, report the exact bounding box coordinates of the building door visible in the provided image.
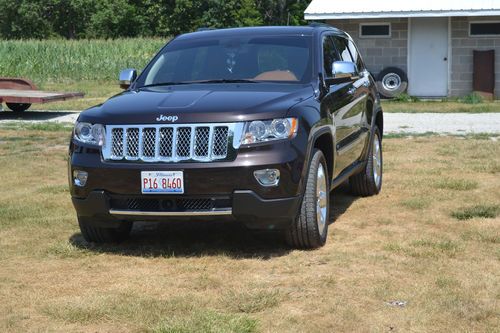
[409,17,449,97]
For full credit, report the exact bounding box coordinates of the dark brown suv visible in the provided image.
[69,25,384,249]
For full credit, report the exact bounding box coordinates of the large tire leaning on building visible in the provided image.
[376,67,408,98]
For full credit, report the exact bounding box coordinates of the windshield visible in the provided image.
[137,35,312,87]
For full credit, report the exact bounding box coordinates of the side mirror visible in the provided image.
[332,61,358,80]
[119,69,137,89]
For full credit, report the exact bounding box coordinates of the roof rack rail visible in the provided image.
[308,22,330,27]
[197,27,216,32]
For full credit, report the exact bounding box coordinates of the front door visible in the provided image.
[409,17,449,97]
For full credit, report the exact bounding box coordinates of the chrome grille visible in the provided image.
[103,123,237,162]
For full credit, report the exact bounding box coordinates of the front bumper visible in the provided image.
[72,190,301,230]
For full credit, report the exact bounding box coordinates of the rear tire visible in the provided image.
[6,103,31,113]
[78,217,132,243]
[350,127,383,196]
[285,149,330,249]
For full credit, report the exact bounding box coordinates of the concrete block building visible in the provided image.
[305,0,500,98]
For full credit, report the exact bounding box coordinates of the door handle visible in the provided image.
[347,87,356,95]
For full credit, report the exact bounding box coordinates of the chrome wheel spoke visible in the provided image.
[316,164,327,235]
[372,136,382,187]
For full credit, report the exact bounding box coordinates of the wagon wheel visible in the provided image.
[6,103,31,113]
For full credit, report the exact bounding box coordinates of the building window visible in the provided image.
[470,22,500,36]
[360,23,391,38]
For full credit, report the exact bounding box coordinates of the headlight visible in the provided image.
[241,118,297,144]
[74,122,105,146]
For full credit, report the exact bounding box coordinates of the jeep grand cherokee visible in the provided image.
[69,25,384,249]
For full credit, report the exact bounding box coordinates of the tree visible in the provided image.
[167,0,203,36]
[0,0,55,39]
[0,0,311,39]
[86,0,143,38]
[236,0,263,27]
[49,0,96,39]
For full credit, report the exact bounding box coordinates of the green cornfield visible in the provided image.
[0,38,168,83]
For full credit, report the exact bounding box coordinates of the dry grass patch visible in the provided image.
[0,127,499,332]
[452,204,499,221]
[154,310,258,333]
[434,178,478,191]
[221,290,285,314]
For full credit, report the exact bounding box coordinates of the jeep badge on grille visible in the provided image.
[156,115,179,122]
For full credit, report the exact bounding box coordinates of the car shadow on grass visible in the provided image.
[68,184,357,259]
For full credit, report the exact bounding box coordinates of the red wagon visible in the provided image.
[0,77,84,112]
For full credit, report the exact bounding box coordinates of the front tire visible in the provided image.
[350,127,383,196]
[78,217,132,243]
[285,149,330,249]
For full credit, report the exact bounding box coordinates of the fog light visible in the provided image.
[254,169,280,187]
[73,170,88,187]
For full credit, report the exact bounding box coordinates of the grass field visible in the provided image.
[0,39,166,83]
[0,125,498,332]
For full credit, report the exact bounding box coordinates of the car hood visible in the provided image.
[79,83,314,124]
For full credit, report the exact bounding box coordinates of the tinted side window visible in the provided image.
[332,37,353,62]
[323,36,340,77]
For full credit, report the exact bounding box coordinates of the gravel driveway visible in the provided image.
[384,113,500,134]
[1,110,499,134]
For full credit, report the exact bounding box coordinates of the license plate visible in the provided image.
[141,171,184,194]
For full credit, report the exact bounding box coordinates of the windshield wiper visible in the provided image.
[195,79,260,84]
[139,82,191,89]
[139,79,259,89]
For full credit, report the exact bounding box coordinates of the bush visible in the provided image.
[461,92,483,104]
[392,93,420,102]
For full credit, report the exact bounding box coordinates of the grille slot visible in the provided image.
[159,127,174,157]
[213,127,229,157]
[103,123,234,162]
[126,128,139,158]
[111,128,124,158]
[194,127,210,157]
[178,198,214,211]
[176,127,192,158]
[111,197,225,212]
[142,128,156,158]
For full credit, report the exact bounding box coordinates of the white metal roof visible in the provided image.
[304,0,500,19]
